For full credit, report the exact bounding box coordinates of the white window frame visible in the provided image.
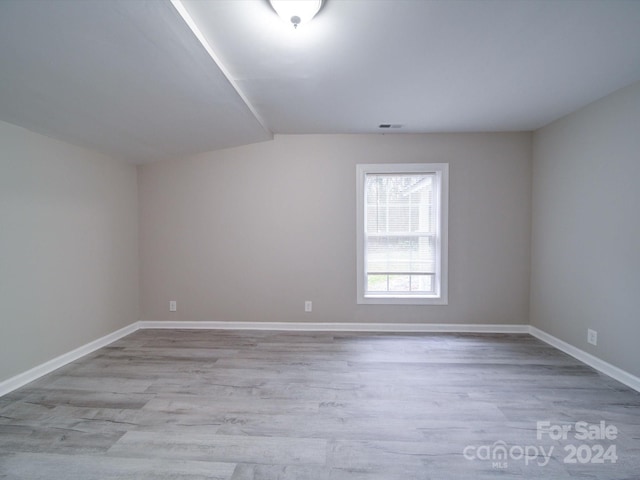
[356,163,448,305]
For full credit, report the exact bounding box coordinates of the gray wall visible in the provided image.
[0,121,139,382]
[139,133,532,325]
[531,80,640,377]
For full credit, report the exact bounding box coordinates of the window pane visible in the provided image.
[411,274,433,293]
[365,174,434,235]
[364,172,437,295]
[367,274,388,292]
[366,274,434,294]
[366,235,435,274]
[388,274,410,292]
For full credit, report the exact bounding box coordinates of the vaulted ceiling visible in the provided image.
[1,0,640,163]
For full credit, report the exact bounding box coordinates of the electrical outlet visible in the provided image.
[169,300,177,312]
[304,301,312,313]
[587,329,597,346]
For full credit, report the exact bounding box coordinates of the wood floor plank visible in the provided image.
[108,431,327,466]
[0,452,236,480]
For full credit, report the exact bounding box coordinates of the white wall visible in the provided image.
[531,80,640,377]
[0,121,139,382]
[139,133,531,325]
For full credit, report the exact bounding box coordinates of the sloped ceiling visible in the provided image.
[0,0,271,163]
[1,0,640,163]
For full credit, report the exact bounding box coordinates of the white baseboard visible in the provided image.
[137,320,530,333]
[529,326,640,393]
[0,322,138,397]
[2,321,638,397]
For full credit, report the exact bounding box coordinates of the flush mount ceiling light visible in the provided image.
[269,0,324,28]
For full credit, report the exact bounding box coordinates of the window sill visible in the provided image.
[358,295,448,305]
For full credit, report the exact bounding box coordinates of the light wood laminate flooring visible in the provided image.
[1,330,639,479]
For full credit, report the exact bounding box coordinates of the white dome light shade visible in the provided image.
[269,0,324,28]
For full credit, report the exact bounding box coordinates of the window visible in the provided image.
[356,163,448,305]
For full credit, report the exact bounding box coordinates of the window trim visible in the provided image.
[356,163,449,305]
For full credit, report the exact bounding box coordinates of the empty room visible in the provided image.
[1,0,639,478]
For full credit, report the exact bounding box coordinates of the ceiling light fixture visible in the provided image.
[269,0,324,29]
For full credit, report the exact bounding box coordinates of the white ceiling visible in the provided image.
[1,0,640,163]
